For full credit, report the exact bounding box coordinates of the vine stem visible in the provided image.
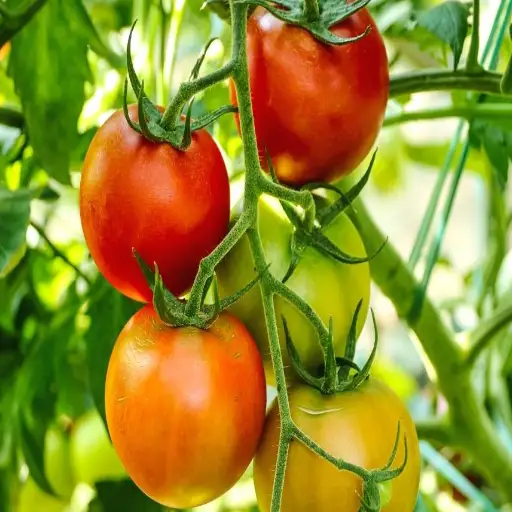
[384,103,512,127]
[389,70,504,97]
[0,0,49,48]
[467,0,481,71]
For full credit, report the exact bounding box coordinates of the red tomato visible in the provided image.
[230,5,389,186]
[105,306,267,509]
[80,105,230,302]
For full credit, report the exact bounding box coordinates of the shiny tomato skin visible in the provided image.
[105,306,267,509]
[216,196,370,385]
[230,6,389,186]
[80,105,230,303]
[254,379,421,511]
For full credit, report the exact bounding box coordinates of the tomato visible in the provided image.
[80,105,230,303]
[230,5,389,186]
[70,409,126,485]
[105,306,267,509]
[216,196,370,384]
[254,379,421,511]
[44,425,75,499]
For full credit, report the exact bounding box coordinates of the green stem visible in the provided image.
[415,419,453,445]
[349,199,512,501]
[0,107,24,129]
[0,0,49,48]
[160,61,234,128]
[466,0,481,71]
[164,0,187,101]
[466,299,512,367]
[389,70,504,97]
[384,103,512,127]
[31,221,92,285]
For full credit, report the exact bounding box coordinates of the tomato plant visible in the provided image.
[80,104,230,303]
[254,379,421,511]
[217,196,370,383]
[105,306,267,509]
[229,5,389,186]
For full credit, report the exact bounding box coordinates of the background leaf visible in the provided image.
[417,1,471,69]
[8,0,91,184]
[0,188,30,277]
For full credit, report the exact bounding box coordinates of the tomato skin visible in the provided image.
[230,6,389,186]
[216,196,370,384]
[105,306,267,509]
[254,380,420,511]
[80,105,230,303]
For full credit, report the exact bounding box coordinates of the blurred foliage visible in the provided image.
[0,0,511,511]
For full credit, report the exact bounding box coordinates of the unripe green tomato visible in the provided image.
[217,196,371,384]
[44,425,75,499]
[70,409,126,485]
[18,478,67,512]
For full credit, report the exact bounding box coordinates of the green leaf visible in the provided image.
[417,1,471,70]
[0,188,30,277]
[8,0,91,184]
[89,480,166,512]
[85,278,139,427]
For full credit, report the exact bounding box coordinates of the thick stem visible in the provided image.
[350,199,512,501]
[384,103,512,127]
[389,70,504,97]
[466,0,481,71]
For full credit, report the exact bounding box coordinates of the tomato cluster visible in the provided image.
[80,4,420,511]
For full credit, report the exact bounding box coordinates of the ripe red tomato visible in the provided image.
[80,105,230,302]
[105,306,267,509]
[254,379,420,511]
[230,5,389,186]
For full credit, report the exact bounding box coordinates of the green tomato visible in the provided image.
[217,196,371,384]
[44,425,75,499]
[18,478,67,512]
[70,409,126,485]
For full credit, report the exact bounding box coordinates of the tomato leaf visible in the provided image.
[85,278,139,427]
[469,109,512,190]
[8,0,91,184]
[416,1,471,70]
[0,188,30,278]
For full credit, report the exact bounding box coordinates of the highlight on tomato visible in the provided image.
[254,379,421,511]
[80,104,230,303]
[105,306,267,509]
[230,4,389,186]
[216,195,371,384]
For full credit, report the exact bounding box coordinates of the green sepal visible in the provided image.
[234,0,372,46]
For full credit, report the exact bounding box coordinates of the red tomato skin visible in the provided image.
[230,6,389,186]
[105,307,267,509]
[80,105,230,302]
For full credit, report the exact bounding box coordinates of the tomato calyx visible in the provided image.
[270,151,384,283]
[234,0,372,45]
[133,249,268,329]
[122,23,237,150]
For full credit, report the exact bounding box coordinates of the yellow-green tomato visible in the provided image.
[44,425,75,499]
[217,195,370,384]
[18,478,68,512]
[70,409,126,485]
[253,379,421,511]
